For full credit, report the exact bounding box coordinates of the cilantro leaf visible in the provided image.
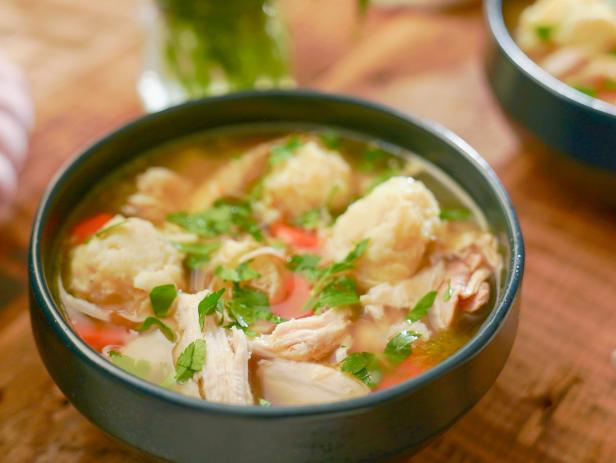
[439,208,472,221]
[258,398,271,407]
[226,283,281,329]
[288,254,322,281]
[198,288,225,329]
[109,351,151,380]
[216,262,261,282]
[294,208,321,230]
[137,316,176,342]
[314,276,360,310]
[328,238,369,273]
[535,25,553,42]
[341,352,382,388]
[407,290,437,322]
[270,136,302,165]
[149,284,177,317]
[175,339,206,383]
[384,331,419,365]
[167,199,262,241]
[173,241,220,270]
[573,85,597,98]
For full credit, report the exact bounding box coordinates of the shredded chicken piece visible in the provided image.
[189,139,275,212]
[323,177,441,289]
[173,291,209,397]
[250,310,350,361]
[258,359,370,405]
[203,319,254,405]
[122,167,189,224]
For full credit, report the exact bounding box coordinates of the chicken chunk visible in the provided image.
[203,319,254,405]
[69,216,184,321]
[122,167,190,224]
[323,177,441,288]
[190,140,273,211]
[174,291,254,404]
[250,310,350,361]
[258,359,370,406]
[360,261,446,319]
[260,140,353,221]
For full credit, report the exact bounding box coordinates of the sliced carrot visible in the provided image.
[270,222,320,250]
[71,213,114,243]
[376,356,428,391]
[270,274,313,320]
[73,322,128,352]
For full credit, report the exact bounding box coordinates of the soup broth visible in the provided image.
[55,126,503,406]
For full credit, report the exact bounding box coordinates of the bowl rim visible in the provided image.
[485,0,616,119]
[29,89,525,418]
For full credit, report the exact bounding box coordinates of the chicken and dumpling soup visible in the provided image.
[55,127,503,406]
[511,0,616,104]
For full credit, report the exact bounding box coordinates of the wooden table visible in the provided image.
[1,1,615,461]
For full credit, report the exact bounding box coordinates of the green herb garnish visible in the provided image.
[535,25,554,42]
[226,283,282,329]
[216,262,261,282]
[109,351,151,380]
[384,331,419,365]
[198,288,226,329]
[167,199,262,241]
[573,85,597,98]
[137,316,176,342]
[366,168,402,192]
[407,290,437,322]
[173,241,220,270]
[94,220,128,239]
[269,136,302,165]
[319,130,341,149]
[294,208,322,230]
[341,352,382,388]
[288,254,322,281]
[302,239,369,312]
[175,339,206,383]
[313,276,360,310]
[258,398,271,407]
[149,284,177,317]
[439,208,472,221]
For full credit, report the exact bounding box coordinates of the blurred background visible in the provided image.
[0,0,614,462]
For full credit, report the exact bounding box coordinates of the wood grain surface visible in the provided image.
[0,1,615,462]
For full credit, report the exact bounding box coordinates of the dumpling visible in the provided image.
[69,216,184,320]
[556,2,616,52]
[122,167,189,224]
[260,140,353,221]
[323,177,441,289]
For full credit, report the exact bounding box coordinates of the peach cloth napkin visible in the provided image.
[0,53,34,221]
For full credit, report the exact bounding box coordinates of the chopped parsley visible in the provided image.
[359,147,388,172]
[94,220,128,239]
[294,208,322,230]
[319,130,341,149]
[439,208,472,221]
[215,262,261,282]
[573,85,597,98]
[301,239,369,312]
[175,339,206,383]
[173,241,220,270]
[198,288,225,329]
[137,316,176,342]
[341,352,382,388]
[167,199,262,241]
[535,25,554,42]
[407,290,437,322]
[149,284,177,317]
[109,351,151,380]
[258,398,271,407]
[226,283,282,329]
[384,331,419,365]
[288,254,322,281]
[269,136,302,165]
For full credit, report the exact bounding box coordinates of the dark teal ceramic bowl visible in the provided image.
[29,91,524,463]
[485,0,616,172]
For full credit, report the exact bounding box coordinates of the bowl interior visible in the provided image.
[32,91,524,414]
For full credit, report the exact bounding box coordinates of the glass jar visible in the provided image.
[138,0,294,112]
